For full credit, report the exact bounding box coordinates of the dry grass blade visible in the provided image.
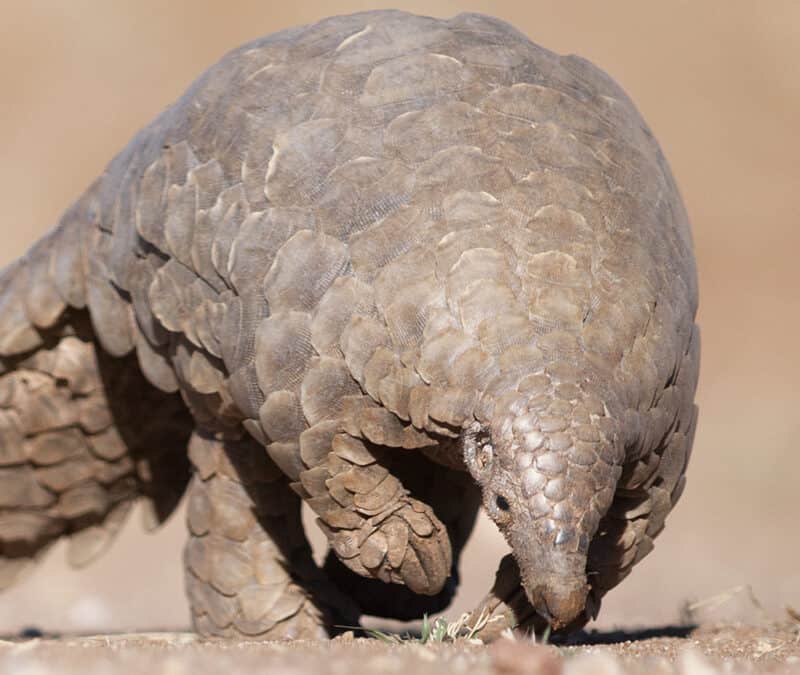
[364,628,405,644]
[442,609,492,641]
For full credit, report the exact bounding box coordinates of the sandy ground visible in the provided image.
[0,2,799,671]
[0,622,799,675]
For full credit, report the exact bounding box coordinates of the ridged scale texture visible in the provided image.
[0,10,699,635]
[184,429,360,638]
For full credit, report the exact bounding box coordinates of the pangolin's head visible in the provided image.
[463,369,624,628]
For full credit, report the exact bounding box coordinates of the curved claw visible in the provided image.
[467,554,542,641]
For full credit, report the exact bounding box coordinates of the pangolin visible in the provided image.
[0,10,699,638]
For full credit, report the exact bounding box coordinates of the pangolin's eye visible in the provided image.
[495,494,510,512]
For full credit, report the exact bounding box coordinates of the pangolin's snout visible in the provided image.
[511,523,592,628]
[525,576,589,629]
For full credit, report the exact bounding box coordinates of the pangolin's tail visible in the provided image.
[0,197,193,589]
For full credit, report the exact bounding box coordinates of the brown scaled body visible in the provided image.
[0,11,699,637]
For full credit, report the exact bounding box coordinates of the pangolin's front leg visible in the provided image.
[184,429,358,638]
[322,456,481,620]
[294,430,453,601]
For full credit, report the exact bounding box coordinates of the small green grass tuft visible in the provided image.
[357,609,495,644]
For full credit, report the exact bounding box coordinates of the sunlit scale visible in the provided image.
[569,442,599,466]
[547,432,572,451]
[522,468,547,497]
[535,451,567,475]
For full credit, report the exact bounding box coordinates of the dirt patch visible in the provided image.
[563,623,800,673]
[1,623,798,674]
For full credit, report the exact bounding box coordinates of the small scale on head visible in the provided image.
[463,371,624,629]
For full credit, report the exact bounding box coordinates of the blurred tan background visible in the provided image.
[1,0,798,634]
